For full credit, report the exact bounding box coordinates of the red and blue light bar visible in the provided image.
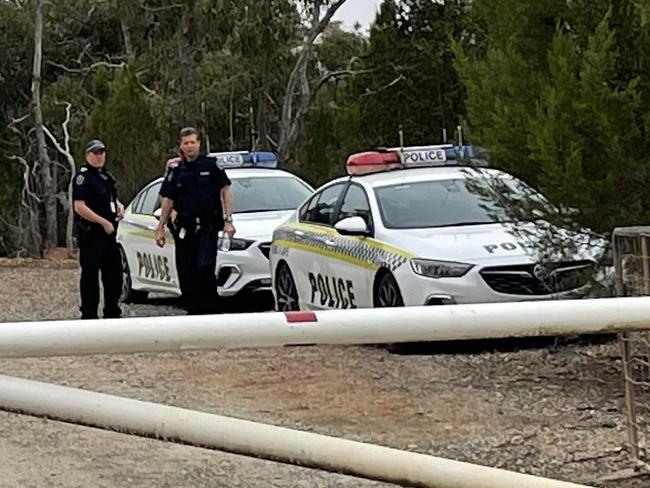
[346,145,487,176]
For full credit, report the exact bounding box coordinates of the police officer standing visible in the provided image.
[73,139,124,320]
[154,127,235,315]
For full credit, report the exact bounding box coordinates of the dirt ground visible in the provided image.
[0,258,648,488]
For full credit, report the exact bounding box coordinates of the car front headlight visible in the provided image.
[217,237,255,251]
[410,258,474,278]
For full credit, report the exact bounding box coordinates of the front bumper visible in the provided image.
[397,264,613,306]
[216,241,272,297]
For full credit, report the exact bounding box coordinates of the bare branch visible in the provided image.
[10,154,42,256]
[42,126,70,160]
[140,1,183,13]
[266,133,278,148]
[8,113,30,135]
[75,42,92,65]
[312,68,374,97]
[284,0,348,114]
[44,102,77,251]
[10,155,42,204]
[278,0,349,164]
[47,60,126,75]
[137,79,161,98]
[83,5,97,23]
[359,73,406,98]
[55,191,70,209]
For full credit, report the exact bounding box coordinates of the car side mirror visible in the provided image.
[153,208,162,220]
[335,216,371,237]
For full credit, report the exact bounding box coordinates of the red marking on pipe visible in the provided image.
[284,311,318,323]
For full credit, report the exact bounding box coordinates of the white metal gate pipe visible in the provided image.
[0,374,590,488]
[1,297,649,359]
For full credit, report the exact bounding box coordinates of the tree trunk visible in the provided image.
[32,0,57,252]
[229,83,235,150]
[12,155,43,257]
[255,1,274,152]
[121,19,135,62]
[177,4,199,127]
[43,103,76,253]
[256,53,272,151]
[276,0,347,166]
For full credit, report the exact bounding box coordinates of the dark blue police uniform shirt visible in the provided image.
[159,155,231,221]
[72,164,118,225]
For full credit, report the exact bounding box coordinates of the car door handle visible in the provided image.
[293,230,305,238]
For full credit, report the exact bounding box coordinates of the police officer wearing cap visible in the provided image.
[73,139,125,319]
[155,127,235,315]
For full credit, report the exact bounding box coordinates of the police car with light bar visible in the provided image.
[269,145,612,310]
[117,151,313,303]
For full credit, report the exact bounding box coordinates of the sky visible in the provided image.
[332,0,383,33]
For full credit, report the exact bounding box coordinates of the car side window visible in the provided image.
[301,183,345,226]
[130,191,145,213]
[337,184,372,227]
[299,194,318,222]
[138,182,162,215]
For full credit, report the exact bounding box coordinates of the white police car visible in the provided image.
[269,145,611,311]
[117,151,313,302]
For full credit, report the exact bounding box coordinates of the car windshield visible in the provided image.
[230,176,312,213]
[374,172,555,229]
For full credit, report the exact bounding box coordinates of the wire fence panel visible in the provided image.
[613,227,650,471]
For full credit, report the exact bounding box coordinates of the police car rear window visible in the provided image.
[230,176,312,213]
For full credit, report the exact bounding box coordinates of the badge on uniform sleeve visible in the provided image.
[75,174,85,185]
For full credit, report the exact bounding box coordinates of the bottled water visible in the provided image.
[220,234,231,251]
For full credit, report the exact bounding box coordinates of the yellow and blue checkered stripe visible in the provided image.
[120,214,175,244]
[275,222,413,271]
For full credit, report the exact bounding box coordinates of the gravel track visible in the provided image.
[0,259,647,487]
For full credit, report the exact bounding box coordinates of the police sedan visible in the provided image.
[269,145,611,311]
[117,151,313,302]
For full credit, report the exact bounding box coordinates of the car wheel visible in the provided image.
[374,271,404,307]
[119,247,148,303]
[275,262,300,311]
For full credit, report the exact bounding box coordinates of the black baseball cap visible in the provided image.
[85,139,106,153]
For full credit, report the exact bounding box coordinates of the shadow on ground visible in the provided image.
[144,290,275,314]
[385,333,618,355]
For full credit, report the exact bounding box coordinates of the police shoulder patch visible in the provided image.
[75,174,85,185]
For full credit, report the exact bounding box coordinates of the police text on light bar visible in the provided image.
[209,151,278,169]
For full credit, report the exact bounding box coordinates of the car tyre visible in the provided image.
[275,262,300,311]
[120,246,148,303]
[374,271,404,307]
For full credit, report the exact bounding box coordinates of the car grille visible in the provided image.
[480,261,594,296]
[258,242,271,260]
